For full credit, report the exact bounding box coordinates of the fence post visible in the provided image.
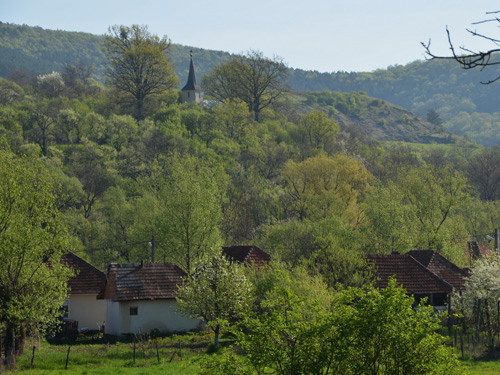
[65,346,71,370]
[30,346,36,368]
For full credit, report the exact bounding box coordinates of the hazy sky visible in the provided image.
[1,0,499,72]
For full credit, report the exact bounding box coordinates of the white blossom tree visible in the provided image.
[176,253,253,346]
[36,71,65,98]
[454,255,500,350]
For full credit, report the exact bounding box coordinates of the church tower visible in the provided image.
[181,51,204,103]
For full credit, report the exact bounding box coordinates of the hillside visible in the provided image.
[299,91,454,144]
[0,22,496,145]
[0,22,231,87]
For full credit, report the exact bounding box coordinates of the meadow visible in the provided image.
[12,333,212,375]
[6,333,500,375]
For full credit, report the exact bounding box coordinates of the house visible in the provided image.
[61,252,107,331]
[367,251,468,309]
[102,262,200,336]
[223,245,271,268]
[181,51,204,103]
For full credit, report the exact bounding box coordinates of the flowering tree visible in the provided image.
[35,71,65,98]
[176,253,253,346]
[454,255,500,350]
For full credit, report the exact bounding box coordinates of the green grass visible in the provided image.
[460,359,500,375]
[12,333,215,375]
[10,334,500,375]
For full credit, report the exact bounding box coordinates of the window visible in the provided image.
[130,307,138,316]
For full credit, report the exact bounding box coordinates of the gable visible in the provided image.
[61,252,106,295]
[407,250,468,291]
[367,253,453,295]
[223,245,271,267]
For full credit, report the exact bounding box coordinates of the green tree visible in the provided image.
[398,165,469,259]
[280,153,373,223]
[103,24,178,120]
[237,270,344,375]
[426,108,443,126]
[203,50,289,121]
[362,182,418,254]
[341,280,460,375]
[213,98,252,139]
[0,148,72,369]
[466,145,500,201]
[177,254,253,346]
[139,155,227,275]
[65,141,116,219]
[227,277,460,375]
[299,110,339,152]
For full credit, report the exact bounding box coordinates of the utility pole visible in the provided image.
[495,229,499,254]
[150,235,156,262]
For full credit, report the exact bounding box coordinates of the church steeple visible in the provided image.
[181,51,204,103]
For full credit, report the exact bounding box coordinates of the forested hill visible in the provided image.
[0,22,231,88]
[2,22,500,145]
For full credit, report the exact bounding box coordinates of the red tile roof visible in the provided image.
[367,253,453,295]
[61,252,106,295]
[407,250,468,291]
[103,262,186,302]
[223,246,271,267]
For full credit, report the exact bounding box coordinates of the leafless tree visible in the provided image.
[422,11,500,83]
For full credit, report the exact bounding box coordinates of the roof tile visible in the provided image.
[61,252,106,295]
[104,262,186,302]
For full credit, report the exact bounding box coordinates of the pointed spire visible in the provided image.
[182,51,202,91]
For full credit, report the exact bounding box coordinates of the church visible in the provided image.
[181,51,204,103]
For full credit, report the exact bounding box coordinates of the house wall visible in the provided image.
[105,299,200,336]
[67,293,106,331]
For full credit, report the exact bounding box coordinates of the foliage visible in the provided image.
[362,182,418,254]
[299,110,339,153]
[35,71,65,98]
[280,153,373,223]
[203,50,289,121]
[177,254,253,345]
[6,23,500,144]
[454,254,500,352]
[155,155,227,275]
[231,275,460,375]
[0,147,72,368]
[466,145,500,201]
[103,24,178,120]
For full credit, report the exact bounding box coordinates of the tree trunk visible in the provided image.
[475,298,482,344]
[213,326,220,346]
[4,325,16,370]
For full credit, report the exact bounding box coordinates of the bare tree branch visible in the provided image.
[422,12,500,84]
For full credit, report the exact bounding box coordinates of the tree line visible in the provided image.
[4,22,500,145]
[1,23,499,371]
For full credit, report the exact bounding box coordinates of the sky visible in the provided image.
[1,0,499,73]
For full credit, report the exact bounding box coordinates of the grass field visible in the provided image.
[460,360,500,375]
[7,333,500,375]
[12,333,211,375]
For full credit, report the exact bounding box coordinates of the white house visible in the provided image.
[102,262,200,336]
[61,252,107,331]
